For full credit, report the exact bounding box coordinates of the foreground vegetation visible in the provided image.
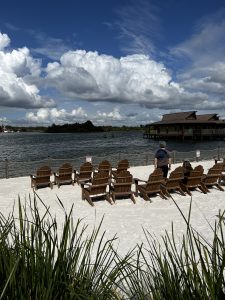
[0,196,225,299]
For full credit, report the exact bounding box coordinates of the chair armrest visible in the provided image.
[80,181,92,188]
[112,182,132,187]
[134,178,147,184]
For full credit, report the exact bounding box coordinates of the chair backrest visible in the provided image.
[89,171,109,195]
[185,165,204,186]
[77,162,93,181]
[116,159,129,172]
[165,168,183,190]
[58,163,73,175]
[113,170,133,193]
[204,167,221,185]
[98,160,111,173]
[36,166,52,177]
[80,162,93,172]
[211,163,223,173]
[148,168,164,182]
[189,165,204,176]
[145,179,162,193]
[34,166,52,186]
[170,167,184,180]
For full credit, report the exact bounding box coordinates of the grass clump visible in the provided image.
[0,194,225,299]
[119,199,225,299]
[0,194,130,299]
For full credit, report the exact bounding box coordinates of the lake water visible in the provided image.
[0,131,225,178]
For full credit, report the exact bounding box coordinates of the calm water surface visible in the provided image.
[0,131,224,162]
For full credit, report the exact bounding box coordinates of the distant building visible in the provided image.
[144,111,225,140]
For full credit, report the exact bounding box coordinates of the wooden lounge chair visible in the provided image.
[111,159,129,178]
[201,166,224,192]
[74,162,93,185]
[81,171,112,206]
[180,165,207,196]
[110,170,135,203]
[134,168,166,202]
[161,166,186,197]
[54,163,74,188]
[95,160,111,176]
[30,166,53,190]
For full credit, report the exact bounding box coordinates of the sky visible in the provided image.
[0,0,225,127]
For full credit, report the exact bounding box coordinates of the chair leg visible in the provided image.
[159,190,167,199]
[160,185,169,197]
[178,187,186,196]
[84,192,94,206]
[130,193,136,204]
[135,183,139,197]
[216,183,224,191]
[106,194,113,205]
[111,193,116,203]
[141,192,151,202]
[180,183,191,196]
[198,184,207,194]
[81,188,85,200]
[86,197,94,207]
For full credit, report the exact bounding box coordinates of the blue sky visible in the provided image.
[0,0,225,126]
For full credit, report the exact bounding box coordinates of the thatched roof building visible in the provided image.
[144,111,225,140]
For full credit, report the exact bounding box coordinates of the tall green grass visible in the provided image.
[0,194,131,299]
[119,199,225,299]
[0,195,225,299]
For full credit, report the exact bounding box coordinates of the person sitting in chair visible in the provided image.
[182,159,193,184]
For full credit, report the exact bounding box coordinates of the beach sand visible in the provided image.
[0,159,225,256]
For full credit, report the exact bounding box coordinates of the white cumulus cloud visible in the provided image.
[46,50,187,108]
[26,107,87,124]
[0,32,55,109]
[97,107,124,122]
[0,32,10,50]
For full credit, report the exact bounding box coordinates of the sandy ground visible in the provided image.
[0,159,224,256]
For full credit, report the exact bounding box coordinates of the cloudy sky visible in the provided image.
[0,0,225,126]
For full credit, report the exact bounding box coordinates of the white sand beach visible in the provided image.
[0,159,225,256]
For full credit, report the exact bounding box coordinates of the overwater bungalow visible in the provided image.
[144,111,225,140]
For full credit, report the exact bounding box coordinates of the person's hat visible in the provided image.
[159,141,166,148]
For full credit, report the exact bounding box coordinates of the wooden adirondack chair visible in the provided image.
[30,166,53,190]
[134,168,166,202]
[81,171,112,206]
[110,170,135,203]
[74,162,93,184]
[180,165,207,196]
[54,163,74,188]
[201,166,224,192]
[111,159,129,178]
[161,166,186,197]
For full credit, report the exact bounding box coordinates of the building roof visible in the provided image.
[149,111,224,126]
[162,111,196,122]
[196,114,219,121]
